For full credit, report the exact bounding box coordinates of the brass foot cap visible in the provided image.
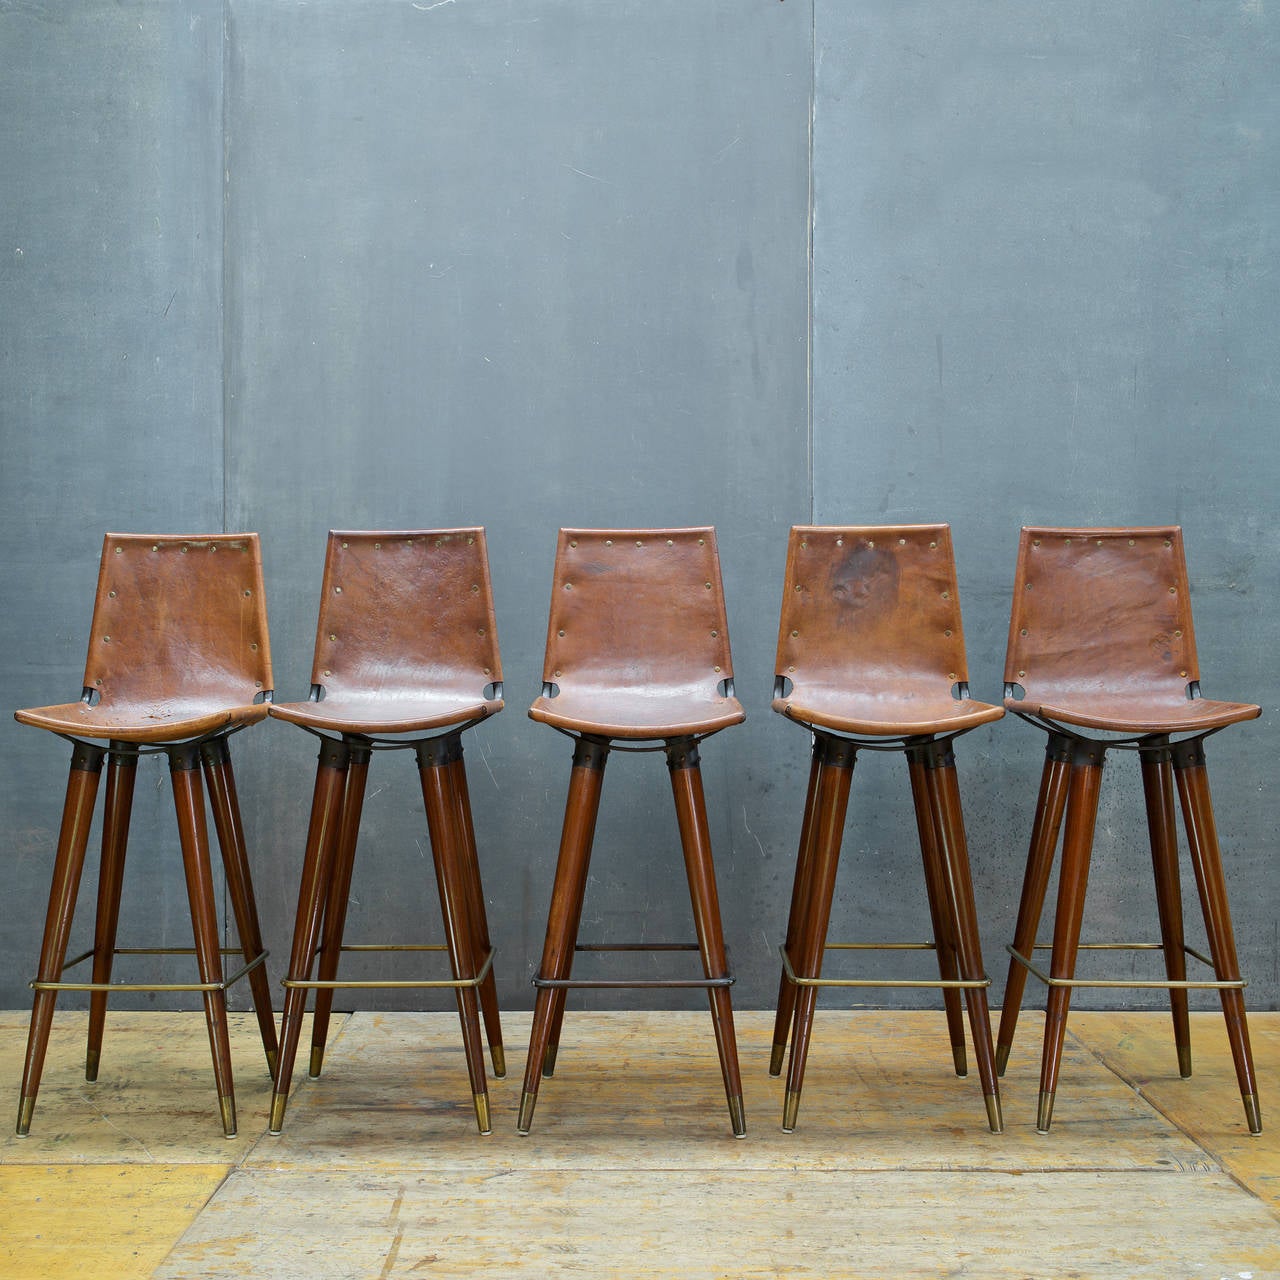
[952,1044,968,1078]
[1244,1094,1262,1135]
[268,1093,287,1135]
[516,1090,537,1135]
[308,1045,325,1080]
[728,1094,746,1138]
[1177,1044,1193,1079]
[995,1043,1011,1077]
[474,1093,492,1136]
[16,1095,35,1136]
[1035,1090,1055,1134]
[781,1090,801,1133]
[490,1045,507,1079]
[985,1093,1004,1135]
[768,1042,786,1077]
[541,1044,559,1078]
[85,1049,101,1083]
[219,1095,237,1139]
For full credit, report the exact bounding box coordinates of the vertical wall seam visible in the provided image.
[807,0,816,524]
[220,0,230,540]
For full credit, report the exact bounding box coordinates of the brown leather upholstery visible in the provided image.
[15,534,272,743]
[773,524,1003,736]
[1003,527,1260,733]
[529,528,744,740]
[269,529,503,735]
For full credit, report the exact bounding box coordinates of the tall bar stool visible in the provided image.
[517,528,747,1138]
[996,526,1262,1134]
[13,533,278,1138]
[268,529,505,1136]
[769,525,1004,1134]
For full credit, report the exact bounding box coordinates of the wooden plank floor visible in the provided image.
[1,1008,1276,1278]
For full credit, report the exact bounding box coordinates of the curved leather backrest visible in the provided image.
[1004,526,1200,702]
[541,528,732,695]
[775,524,971,694]
[83,533,272,707]
[311,529,501,699]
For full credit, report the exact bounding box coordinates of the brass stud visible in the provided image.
[95,679,102,686]
[795,584,802,592]
[115,547,122,554]
[1020,628,1028,636]
[405,538,412,547]
[564,583,573,591]
[667,539,674,546]
[102,635,110,643]
[867,540,875,549]
[941,590,950,599]
[558,629,565,637]
[791,630,799,638]
[602,540,609,547]
[554,669,562,678]
[788,665,796,673]
[151,544,159,552]
[467,536,474,545]
[1180,669,1188,677]
[180,546,188,553]
[108,590,116,598]
[1018,669,1027,678]
[698,538,705,545]
[1129,539,1135,546]
[250,643,258,652]
[636,539,643,547]
[571,540,579,548]
[334,586,342,594]
[323,669,331,677]
[1032,539,1041,547]
[210,545,218,553]
[471,584,480,593]
[899,538,907,545]
[710,629,718,638]
[1165,539,1172,548]
[374,541,381,549]
[705,582,712,590]
[484,667,492,676]
[477,627,486,637]
[243,589,252,597]
[329,633,337,642]
[949,672,957,681]
[714,665,722,673]
[944,629,953,638]
[254,680,262,689]
[1169,587,1177,594]
[930,541,937,549]
[342,541,349,548]
[1174,629,1182,638]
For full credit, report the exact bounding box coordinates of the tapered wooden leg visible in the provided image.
[418,735,491,1135]
[270,739,348,1135]
[667,739,745,1138]
[1140,743,1191,1078]
[169,744,236,1138]
[447,751,505,1078]
[1037,743,1105,1133]
[200,738,278,1081]
[307,740,370,1080]
[1173,739,1260,1134]
[783,734,856,1133]
[17,741,105,1136]
[907,750,967,1079]
[922,746,1002,1133]
[85,747,137,1083]
[996,736,1072,1076]
[770,738,823,1076]
[518,737,609,1135]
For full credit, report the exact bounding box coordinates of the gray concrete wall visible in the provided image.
[1,1,1275,1025]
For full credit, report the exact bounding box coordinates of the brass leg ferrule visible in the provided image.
[308,1045,325,1080]
[85,1048,101,1083]
[16,1095,35,1136]
[473,1093,492,1136]
[541,1044,559,1078]
[1243,1094,1262,1135]
[490,1044,507,1080]
[995,1042,1011,1077]
[952,1044,968,1078]
[516,1090,538,1135]
[219,1095,237,1139]
[728,1094,746,1138]
[768,1042,786,1077]
[1177,1044,1193,1079]
[781,1090,801,1133]
[1035,1090,1055,1134]
[985,1092,1004,1135]
[268,1092,287,1135]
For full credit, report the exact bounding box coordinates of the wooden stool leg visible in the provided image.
[1172,739,1261,1134]
[667,738,745,1138]
[270,739,348,1135]
[448,751,505,1078]
[1140,743,1192,1078]
[418,734,491,1135]
[907,750,967,1079]
[17,741,105,1136]
[518,736,609,1135]
[169,743,236,1138]
[922,744,1002,1133]
[770,738,823,1076]
[85,747,137,1083]
[783,734,855,1133]
[1037,742,1105,1133]
[307,740,370,1080]
[200,737,279,1082]
[996,735,1072,1076]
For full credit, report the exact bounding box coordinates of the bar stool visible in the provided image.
[769,525,1004,1133]
[268,529,504,1136]
[517,528,746,1137]
[13,533,278,1138]
[996,526,1262,1134]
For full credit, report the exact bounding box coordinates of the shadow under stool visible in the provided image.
[268,529,505,1135]
[996,526,1262,1134]
[517,527,747,1138]
[13,533,278,1137]
[769,524,1004,1134]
